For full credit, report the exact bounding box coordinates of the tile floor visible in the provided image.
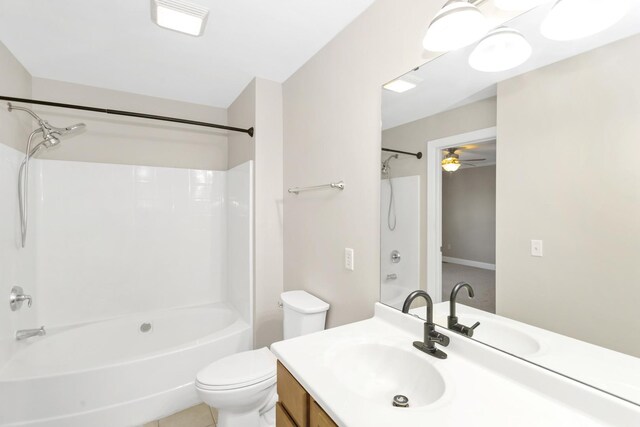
[143,404,218,427]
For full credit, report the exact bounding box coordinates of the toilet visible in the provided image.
[195,290,330,427]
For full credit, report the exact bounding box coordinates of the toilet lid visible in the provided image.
[196,347,276,390]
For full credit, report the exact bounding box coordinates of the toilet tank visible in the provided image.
[281,291,330,340]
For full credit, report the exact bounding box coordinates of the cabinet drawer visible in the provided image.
[276,402,297,427]
[310,399,338,427]
[277,361,309,426]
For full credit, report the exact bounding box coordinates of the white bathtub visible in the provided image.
[0,303,252,427]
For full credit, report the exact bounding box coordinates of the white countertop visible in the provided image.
[271,303,640,427]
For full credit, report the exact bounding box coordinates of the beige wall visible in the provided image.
[229,78,285,348]
[496,34,640,357]
[0,42,33,152]
[382,98,497,290]
[442,165,496,264]
[31,78,228,170]
[282,0,452,328]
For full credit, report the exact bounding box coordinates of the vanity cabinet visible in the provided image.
[277,361,338,427]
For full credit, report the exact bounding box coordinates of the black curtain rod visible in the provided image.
[0,95,254,137]
[382,147,423,159]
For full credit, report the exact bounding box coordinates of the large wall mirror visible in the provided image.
[380,2,640,405]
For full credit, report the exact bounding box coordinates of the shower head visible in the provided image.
[8,102,86,154]
[381,154,399,175]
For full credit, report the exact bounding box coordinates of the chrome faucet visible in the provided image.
[402,290,449,359]
[448,282,480,337]
[16,326,46,341]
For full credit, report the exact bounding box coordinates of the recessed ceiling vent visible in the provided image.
[151,0,209,37]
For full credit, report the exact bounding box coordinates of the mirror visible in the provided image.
[380,2,640,404]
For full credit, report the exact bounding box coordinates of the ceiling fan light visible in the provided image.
[494,0,549,11]
[442,157,461,172]
[423,0,489,52]
[469,27,532,72]
[540,0,631,41]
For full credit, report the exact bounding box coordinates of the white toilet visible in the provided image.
[196,290,330,427]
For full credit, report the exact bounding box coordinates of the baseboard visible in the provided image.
[443,256,496,271]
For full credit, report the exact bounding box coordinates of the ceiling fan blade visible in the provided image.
[460,158,486,162]
[460,162,478,167]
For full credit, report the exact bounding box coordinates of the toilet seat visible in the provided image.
[196,347,276,391]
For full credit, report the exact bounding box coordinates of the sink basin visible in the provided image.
[326,342,446,408]
[458,316,541,356]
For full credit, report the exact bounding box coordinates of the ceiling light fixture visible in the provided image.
[540,0,631,41]
[151,0,209,37]
[442,156,462,172]
[423,0,489,52]
[469,27,532,72]
[494,0,550,11]
[383,75,423,93]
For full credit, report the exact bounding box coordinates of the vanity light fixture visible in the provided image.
[494,0,550,11]
[423,0,489,52]
[540,0,631,41]
[442,156,462,172]
[151,0,209,37]
[469,27,532,72]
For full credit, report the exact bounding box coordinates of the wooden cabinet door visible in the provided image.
[277,361,309,426]
[276,402,297,427]
[310,399,338,427]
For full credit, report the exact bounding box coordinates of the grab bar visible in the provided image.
[288,181,345,195]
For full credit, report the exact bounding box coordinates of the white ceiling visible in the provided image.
[0,0,375,107]
[383,2,640,129]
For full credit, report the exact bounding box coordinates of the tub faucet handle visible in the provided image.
[9,286,32,311]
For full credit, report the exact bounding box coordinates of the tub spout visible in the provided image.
[16,326,46,341]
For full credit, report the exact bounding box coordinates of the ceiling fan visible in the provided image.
[441,147,486,172]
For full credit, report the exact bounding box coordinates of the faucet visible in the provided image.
[16,326,46,341]
[402,290,449,359]
[448,282,480,337]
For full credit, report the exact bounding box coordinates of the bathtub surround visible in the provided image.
[0,43,37,369]
[380,175,420,310]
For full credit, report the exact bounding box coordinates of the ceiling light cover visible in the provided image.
[494,0,550,11]
[540,0,631,41]
[383,79,417,93]
[469,27,532,72]
[423,0,489,52]
[151,0,209,37]
[442,156,461,172]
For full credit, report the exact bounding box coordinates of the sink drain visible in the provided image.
[392,395,409,408]
[140,322,152,333]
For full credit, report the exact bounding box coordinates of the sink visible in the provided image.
[326,342,446,408]
[458,316,541,356]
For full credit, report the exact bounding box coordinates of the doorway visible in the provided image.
[426,127,496,309]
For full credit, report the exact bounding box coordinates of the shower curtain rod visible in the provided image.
[0,95,254,137]
[382,147,422,159]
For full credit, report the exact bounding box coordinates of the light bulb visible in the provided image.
[423,0,489,52]
[469,27,532,72]
[541,0,631,41]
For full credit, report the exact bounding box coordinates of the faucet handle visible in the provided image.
[9,286,32,311]
[470,321,480,330]
[430,330,450,347]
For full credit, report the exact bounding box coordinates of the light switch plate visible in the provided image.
[345,248,354,271]
[531,240,543,257]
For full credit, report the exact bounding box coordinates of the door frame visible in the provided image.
[426,127,497,302]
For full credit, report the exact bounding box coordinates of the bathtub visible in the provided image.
[0,303,252,427]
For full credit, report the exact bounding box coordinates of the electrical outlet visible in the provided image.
[531,240,543,257]
[345,248,354,271]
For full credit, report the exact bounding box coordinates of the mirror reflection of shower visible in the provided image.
[8,103,86,248]
[381,154,398,231]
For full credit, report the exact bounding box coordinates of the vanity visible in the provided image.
[271,304,640,426]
